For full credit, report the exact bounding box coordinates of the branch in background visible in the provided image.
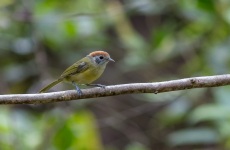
[1,74,230,105]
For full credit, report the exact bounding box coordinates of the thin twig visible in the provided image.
[1,74,230,104]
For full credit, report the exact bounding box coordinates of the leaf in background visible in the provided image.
[207,40,230,74]
[189,104,230,124]
[53,121,75,150]
[213,86,230,105]
[53,110,103,150]
[125,142,149,150]
[0,0,13,8]
[167,128,219,146]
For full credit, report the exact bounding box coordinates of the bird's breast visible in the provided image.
[66,64,106,84]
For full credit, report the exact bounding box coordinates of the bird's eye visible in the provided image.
[99,56,104,59]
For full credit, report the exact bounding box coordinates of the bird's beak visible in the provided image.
[109,58,115,62]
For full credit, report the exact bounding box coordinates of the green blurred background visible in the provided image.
[1,0,230,149]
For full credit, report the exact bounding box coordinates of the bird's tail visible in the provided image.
[39,78,63,93]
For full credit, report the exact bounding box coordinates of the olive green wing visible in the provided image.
[60,60,89,78]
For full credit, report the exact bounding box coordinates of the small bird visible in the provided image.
[39,51,114,95]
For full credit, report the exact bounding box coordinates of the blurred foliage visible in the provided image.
[1,0,230,149]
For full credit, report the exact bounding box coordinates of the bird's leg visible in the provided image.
[72,81,83,95]
[85,84,106,89]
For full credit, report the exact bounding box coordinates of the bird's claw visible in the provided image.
[86,84,106,89]
[76,88,83,96]
[72,81,83,96]
[95,84,106,89]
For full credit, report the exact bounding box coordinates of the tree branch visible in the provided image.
[1,74,230,104]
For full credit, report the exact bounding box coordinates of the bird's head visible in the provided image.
[88,51,115,65]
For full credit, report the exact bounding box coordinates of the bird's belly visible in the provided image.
[66,68,104,84]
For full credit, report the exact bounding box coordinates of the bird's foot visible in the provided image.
[72,82,83,96]
[86,84,106,89]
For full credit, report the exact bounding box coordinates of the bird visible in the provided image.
[39,51,114,95]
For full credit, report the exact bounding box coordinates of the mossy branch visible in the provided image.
[1,74,230,104]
